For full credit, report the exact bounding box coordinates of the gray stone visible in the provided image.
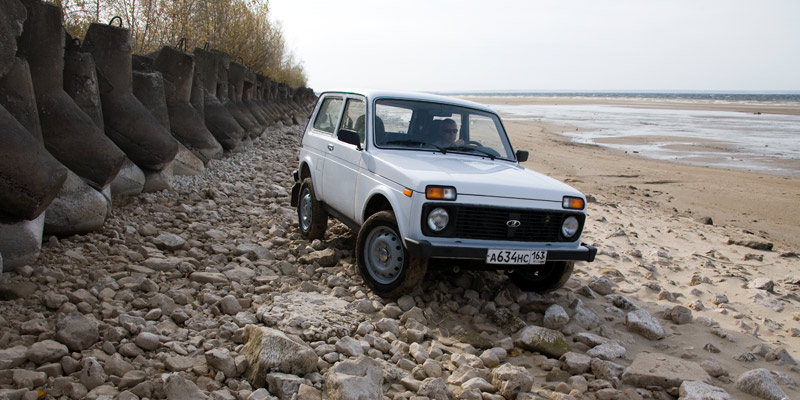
[220,295,242,315]
[679,381,732,400]
[110,158,145,198]
[622,352,710,389]
[266,372,304,400]
[667,305,693,325]
[26,340,68,364]
[118,370,147,390]
[626,309,665,340]
[586,342,627,360]
[0,345,28,369]
[462,377,495,392]
[44,171,109,235]
[0,213,45,270]
[242,325,317,387]
[206,348,238,378]
[10,369,46,390]
[335,336,364,357]
[514,325,571,358]
[143,166,173,192]
[153,233,186,250]
[172,144,205,176]
[164,374,209,400]
[56,311,99,351]
[80,357,106,391]
[299,248,338,268]
[561,352,592,374]
[134,331,161,351]
[143,256,183,271]
[257,292,364,342]
[592,359,626,382]
[324,356,382,400]
[189,271,229,284]
[734,368,790,400]
[491,363,533,399]
[417,377,455,400]
[543,304,570,330]
[748,277,775,292]
[165,355,193,371]
[589,276,616,295]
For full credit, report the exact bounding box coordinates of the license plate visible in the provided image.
[486,250,547,265]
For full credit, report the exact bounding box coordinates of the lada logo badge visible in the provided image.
[506,220,521,228]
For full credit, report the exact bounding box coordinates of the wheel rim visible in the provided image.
[364,225,405,285]
[299,189,313,232]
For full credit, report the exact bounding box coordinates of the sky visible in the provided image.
[268,0,800,93]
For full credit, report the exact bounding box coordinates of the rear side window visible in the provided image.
[312,97,343,134]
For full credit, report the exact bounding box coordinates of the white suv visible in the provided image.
[292,90,595,297]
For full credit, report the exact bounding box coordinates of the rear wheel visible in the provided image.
[357,211,427,298]
[508,261,574,293]
[297,177,327,240]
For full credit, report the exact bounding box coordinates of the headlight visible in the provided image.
[427,208,449,231]
[561,216,579,239]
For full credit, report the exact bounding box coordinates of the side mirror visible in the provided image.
[516,150,529,162]
[338,129,362,150]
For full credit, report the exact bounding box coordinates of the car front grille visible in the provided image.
[422,204,583,242]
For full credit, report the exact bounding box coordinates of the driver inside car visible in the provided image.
[433,118,464,147]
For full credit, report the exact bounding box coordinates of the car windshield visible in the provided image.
[373,99,516,160]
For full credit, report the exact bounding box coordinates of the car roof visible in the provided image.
[319,89,498,114]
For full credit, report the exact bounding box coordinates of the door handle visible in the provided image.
[327,144,334,151]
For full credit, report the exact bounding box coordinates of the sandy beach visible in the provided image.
[465,96,800,251]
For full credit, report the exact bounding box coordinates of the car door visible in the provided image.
[321,95,367,222]
[304,94,344,198]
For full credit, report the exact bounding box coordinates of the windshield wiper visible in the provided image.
[442,145,496,160]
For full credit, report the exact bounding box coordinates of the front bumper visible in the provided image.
[404,238,597,263]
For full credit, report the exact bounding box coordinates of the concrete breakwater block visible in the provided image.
[143,165,174,193]
[44,171,109,235]
[172,144,205,176]
[0,212,45,271]
[110,158,145,198]
[193,48,244,150]
[82,22,179,171]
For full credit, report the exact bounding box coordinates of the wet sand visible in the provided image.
[464,96,800,251]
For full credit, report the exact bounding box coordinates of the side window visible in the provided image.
[312,97,343,134]
[340,98,366,145]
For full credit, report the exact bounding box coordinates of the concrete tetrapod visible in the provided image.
[229,61,266,136]
[153,45,223,163]
[0,0,26,78]
[214,51,261,138]
[193,48,244,150]
[63,39,104,130]
[243,69,271,127]
[17,0,126,188]
[82,21,179,171]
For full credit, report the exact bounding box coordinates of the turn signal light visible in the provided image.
[403,188,413,197]
[426,186,457,200]
[562,196,585,210]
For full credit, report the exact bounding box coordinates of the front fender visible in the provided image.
[360,183,413,239]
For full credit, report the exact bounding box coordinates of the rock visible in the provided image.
[667,305,693,325]
[462,377,495,392]
[748,278,775,292]
[134,331,161,351]
[241,325,317,387]
[491,363,533,399]
[592,359,626,382]
[324,356,382,400]
[543,304,570,330]
[164,374,209,400]
[55,311,99,351]
[0,213,45,270]
[220,295,242,315]
[417,377,455,400]
[44,170,109,235]
[679,381,732,400]
[299,248,338,267]
[0,346,28,369]
[622,352,710,389]
[79,357,106,391]
[626,309,665,340]
[10,369,47,390]
[153,233,186,250]
[110,158,145,198]
[266,372,304,400]
[561,352,592,374]
[206,348,238,378]
[734,368,790,400]
[589,276,616,295]
[765,347,797,366]
[586,342,627,360]
[26,340,68,365]
[118,370,147,390]
[257,292,364,342]
[189,271,228,284]
[165,355,192,371]
[515,325,571,358]
[335,336,364,358]
[727,238,773,251]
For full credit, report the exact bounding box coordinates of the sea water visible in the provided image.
[482,99,800,177]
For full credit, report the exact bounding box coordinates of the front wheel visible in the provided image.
[508,261,574,293]
[297,177,328,240]
[357,211,427,298]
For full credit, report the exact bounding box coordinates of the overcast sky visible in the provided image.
[269,0,800,93]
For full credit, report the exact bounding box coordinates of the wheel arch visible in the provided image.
[360,185,413,239]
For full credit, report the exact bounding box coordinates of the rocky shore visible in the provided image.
[0,122,798,400]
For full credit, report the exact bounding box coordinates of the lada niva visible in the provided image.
[292,89,596,297]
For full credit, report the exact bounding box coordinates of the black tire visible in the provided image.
[297,177,328,240]
[508,261,574,293]
[357,211,428,298]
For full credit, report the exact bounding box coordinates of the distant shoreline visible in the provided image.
[441,91,800,103]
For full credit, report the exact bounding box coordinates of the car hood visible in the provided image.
[368,151,584,202]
